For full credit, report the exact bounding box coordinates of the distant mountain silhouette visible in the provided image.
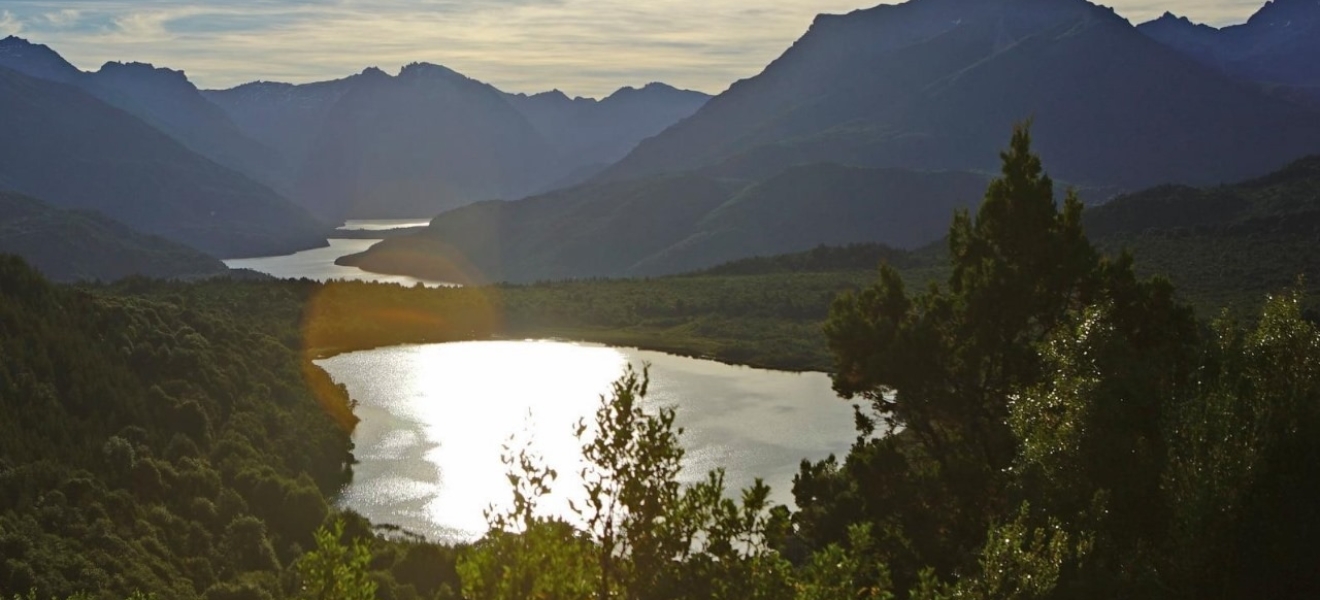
[504,83,710,174]
[1138,0,1320,106]
[602,0,1320,191]
[336,164,990,283]
[207,68,709,221]
[0,192,229,282]
[0,36,284,190]
[287,63,563,220]
[203,76,361,193]
[0,35,82,83]
[341,0,1320,284]
[0,65,328,258]
[1,36,708,224]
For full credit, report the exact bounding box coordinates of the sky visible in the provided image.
[0,0,1271,98]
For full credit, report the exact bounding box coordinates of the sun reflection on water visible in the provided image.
[317,340,855,543]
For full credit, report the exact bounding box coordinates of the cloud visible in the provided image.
[0,0,1273,98]
[0,10,23,36]
[42,9,81,27]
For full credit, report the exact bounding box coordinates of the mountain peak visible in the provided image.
[1248,0,1320,27]
[98,61,187,78]
[1138,10,1219,33]
[530,89,575,101]
[603,82,709,103]
[95,61,197,92]
[398,61,470,83]
[0,36,84,83]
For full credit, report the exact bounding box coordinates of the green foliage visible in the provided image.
[789,124,1320,600]
[811,123,1131,583]
[458,433,599,600]
[573,365,688,598]
[1161,288,1320,597]
[296,519,376,600]
[795,524,893,600]
[0,255,351,600]
[461,366,801,600]
[955,504,1090,600]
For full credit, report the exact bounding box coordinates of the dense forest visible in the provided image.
[2,128,1318,599]
[0,257,467,600]
[0,192,229,283]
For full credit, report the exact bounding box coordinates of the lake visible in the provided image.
[222,219,453,287]
[316,340,857,543]
[339,219,433,231]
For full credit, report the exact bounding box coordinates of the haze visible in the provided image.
[0,0,1271,97]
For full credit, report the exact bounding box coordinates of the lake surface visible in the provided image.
[317,340,857,543]
[339,219,433,231]
[223,238,453,288]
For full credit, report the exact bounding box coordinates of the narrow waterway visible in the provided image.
[222,220,452,287]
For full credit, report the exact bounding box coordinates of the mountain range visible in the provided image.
[0,64,328,258]
[1138,0,1320,107]
[0,34,710,274]
[204,68,709,220]
[0,35,710,224]
[603,0,1320,189]
[343,0,1320,283]
[4,0,1320,283]
[0,37,285,190]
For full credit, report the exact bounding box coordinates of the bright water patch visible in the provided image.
[317,340,856,543]
[338,219,433,231]
[223,239,454,288]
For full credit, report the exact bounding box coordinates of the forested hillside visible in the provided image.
[338,166,989,282]
[0,192,228,282]
[0,256,354,598]
[1085,154,1320,314]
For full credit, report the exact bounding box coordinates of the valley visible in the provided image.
[2,0,1319,599]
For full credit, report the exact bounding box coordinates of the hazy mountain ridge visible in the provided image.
[1138,0,1320,105]
[202,75,361,193]
[208,67,710,220]
[0,36,285,188]
[0,192,230,282]
[1,35,711,223]
[286,62,562,220]
[197,66,711,221]
[337,164,993,282]
[0,65,329,258]
[601,0,1320,190]
[336,0,1320,285]
[337,174,743,283]
[504,82,711,170]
